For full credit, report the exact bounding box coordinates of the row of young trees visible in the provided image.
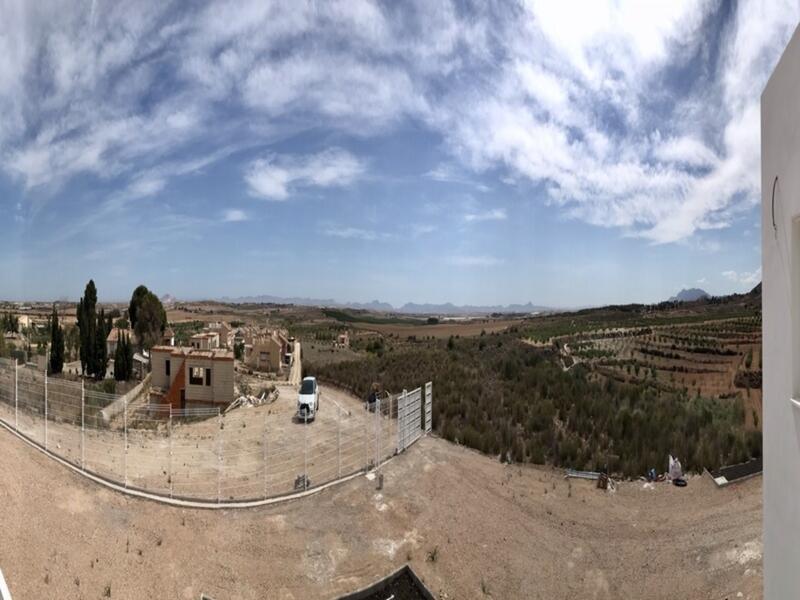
[308,332,760,477]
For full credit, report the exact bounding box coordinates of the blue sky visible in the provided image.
[0,1,795,307]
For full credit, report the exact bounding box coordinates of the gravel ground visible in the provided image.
[0,426,761,599]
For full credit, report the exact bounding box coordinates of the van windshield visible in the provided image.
[299,380,315,395]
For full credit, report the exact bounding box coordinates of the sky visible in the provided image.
[0,0,796,308]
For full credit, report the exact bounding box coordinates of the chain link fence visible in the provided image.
[0,360,431,504]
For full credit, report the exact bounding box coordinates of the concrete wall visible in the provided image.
[150,349,171,389]
[183,357,234,405]
[762,23,800,599]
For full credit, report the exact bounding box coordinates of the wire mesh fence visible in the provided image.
[0,361,431,504]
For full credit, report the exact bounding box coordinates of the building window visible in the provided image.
[165,359,170,377]
[189,366,204,385]
[205,368,211,386]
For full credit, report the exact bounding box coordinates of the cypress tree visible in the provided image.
[49,305,65,375]
[77,280,98,376]
[95,308,108,380]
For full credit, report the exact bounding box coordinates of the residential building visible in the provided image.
[150,346,234,410]
[245,333,284,372]
[106,328,137,356]
[206,322,233,348]
[762,23,800,598]
[189,331,219,350]
[161,326,175,347]
[336,331,350,348]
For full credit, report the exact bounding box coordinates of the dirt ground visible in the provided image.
[0,426,761,599]
[0,378,391,503]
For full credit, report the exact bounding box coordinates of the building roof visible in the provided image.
[151,345,234,361]
[107,328,136,344]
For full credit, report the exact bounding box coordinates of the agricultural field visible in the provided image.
[306,287,763,478]
[550,315,762,429]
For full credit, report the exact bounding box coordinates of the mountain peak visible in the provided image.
[668,288,710,303]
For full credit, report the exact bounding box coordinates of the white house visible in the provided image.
[762,23,800,599]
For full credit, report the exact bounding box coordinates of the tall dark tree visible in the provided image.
[77,280,98,376]
[133,290,166,351]
[114,330,132,381]
[49,305,65,375]
[95,308,109,380]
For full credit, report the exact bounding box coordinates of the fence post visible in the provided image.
[80,379,85,470]
[268,410,269,500]
[169,405,173,499]
[364,403,369,472]
[375,396,381,470]
[123,397,128,488]
[337,404,341,478]
[44,352,48,450]
[14,359,18,432]
[217,409,223,504]
[303,413,308,489]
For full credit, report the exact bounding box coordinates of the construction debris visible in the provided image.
[225,388,280,414]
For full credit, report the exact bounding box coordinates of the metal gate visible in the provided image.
[424,382,432,434]
[397,386,423,452]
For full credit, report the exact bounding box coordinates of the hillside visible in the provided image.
[305,287,762,478]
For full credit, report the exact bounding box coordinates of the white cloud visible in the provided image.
[722,267,762,286]
[245,148,364,201]
[0,0,795,247]
[696,277,707,284]
[463,208,507,223]
[446,255,503,267]
[223,209,248,222]
[323,226,383,241]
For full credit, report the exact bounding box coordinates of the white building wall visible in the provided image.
[762,24,800,600]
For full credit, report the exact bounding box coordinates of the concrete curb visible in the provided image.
[0,417,376,510]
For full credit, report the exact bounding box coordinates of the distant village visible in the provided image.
[0,281,315,411]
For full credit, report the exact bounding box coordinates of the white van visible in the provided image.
[297,376,320,421]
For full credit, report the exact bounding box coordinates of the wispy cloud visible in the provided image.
[463,208,507,223]
[245,148,365,200]
[223,209,248,222]
[323,226,384,241]
[446,255,504,267]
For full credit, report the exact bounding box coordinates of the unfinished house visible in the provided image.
[161,326,175,346]
[206,321,233,348]
[189,331,219,350]
[245,333,284,373]
[150,346,234,410]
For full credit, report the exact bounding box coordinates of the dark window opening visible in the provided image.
[165,359,170,377]
[189,366,204,385]
[205,368,211,386]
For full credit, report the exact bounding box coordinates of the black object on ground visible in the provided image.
[710,457,763,484]
[673,478,687,487]
[337,565,434,600]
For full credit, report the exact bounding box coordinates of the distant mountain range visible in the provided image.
[216,294,552,316]
[668,288,710,303]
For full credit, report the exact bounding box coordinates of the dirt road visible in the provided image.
[0,431,761,599]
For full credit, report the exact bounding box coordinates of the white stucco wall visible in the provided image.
[762,23,800,600]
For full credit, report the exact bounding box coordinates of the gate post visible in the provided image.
[425,381,433,434]
[375,396,381,470]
